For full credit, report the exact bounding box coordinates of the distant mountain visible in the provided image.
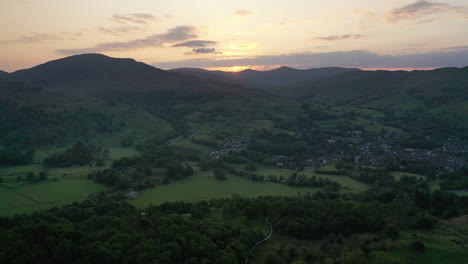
[170,66,362,95]
[172,65,468,111]
[290,67,468,107]
[4,54,299,136]
[0,70,8,78]
[6,54,258,98]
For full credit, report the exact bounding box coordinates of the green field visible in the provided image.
[255,165,368,192]
[381,231,468,264]
[0,174,109,216]
[130,171,322,208]
[0,147,136,216]
[168,136,215,155]
[390,171,426,180]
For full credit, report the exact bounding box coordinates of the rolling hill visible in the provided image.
[0,70,8,78]
[290,67,468,107]
[0,81,172,148]
[173,66,468,114]
[3,54,305,144]
[171,66,361,95]
[6,54,259,98]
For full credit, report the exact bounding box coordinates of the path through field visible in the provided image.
[245,217,273,264]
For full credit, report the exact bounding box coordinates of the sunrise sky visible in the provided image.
[1,0,468,72]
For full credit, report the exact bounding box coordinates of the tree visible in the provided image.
[214,168,227,180]
[27,171,36,182]
[411,241,425,253]
[342,248,367,264]
[163,177,170,185]
[383,225,399,239]
[262,252,284,264]
[39,171,48,181]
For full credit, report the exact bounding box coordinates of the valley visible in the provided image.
[0,54,466,264]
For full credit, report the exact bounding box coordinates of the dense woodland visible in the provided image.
[1,187,466,264]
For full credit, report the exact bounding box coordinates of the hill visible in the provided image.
[6,54,259,98]
[291,67,468,108]
[0,81,172,148]
[171,66,361,95]
[0,70,8,78]
[5,54,305,138]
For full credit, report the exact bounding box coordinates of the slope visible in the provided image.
[0,70,8,78]
[171,66,361,95]
[6,54,259,98]
[0,81,172,148]
[5,54,303,137]
[291,67,468,109]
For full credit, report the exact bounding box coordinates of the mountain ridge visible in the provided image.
[5,54,261,98]
[0,70,8,78]
[170,66,362,94]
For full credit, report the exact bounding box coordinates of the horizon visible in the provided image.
[2,0,468,72]
[0,53,464,73]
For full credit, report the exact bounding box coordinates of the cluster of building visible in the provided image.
[209,136,250,160]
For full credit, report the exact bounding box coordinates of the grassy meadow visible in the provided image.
[130,170,323,208]
[0,147,135,216]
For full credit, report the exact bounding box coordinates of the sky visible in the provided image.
[1,0,468,72]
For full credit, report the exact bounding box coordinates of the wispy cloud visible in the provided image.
[3,32,82,44]
[98,26,142,35]
[315,35,364,41]
[57,26,197,54]
[386,1,468,24]
[235,10,255,16]
[172,40,216,48]
[153,49,468,69]
[112,13,157,24]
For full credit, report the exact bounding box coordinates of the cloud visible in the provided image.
[4,32,82,44]
[57,26,197,54]
[191,48,218,54]
[112,13,157,24]
[172,40,216,48]
[235,10,255,16]
[153,49,468,69]
[98,26,142,35]
[386,1,468,23]
[315,35,364,41]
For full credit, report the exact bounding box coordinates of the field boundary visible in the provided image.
[0,185,40,204]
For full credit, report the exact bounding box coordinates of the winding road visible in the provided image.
[245,217,273,264]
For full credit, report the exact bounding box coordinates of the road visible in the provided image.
[245,217,273,264]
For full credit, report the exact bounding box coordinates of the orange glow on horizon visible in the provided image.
[203,66,442,72]
[204,65,283,72]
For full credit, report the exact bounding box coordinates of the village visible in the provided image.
[207,128,467,173]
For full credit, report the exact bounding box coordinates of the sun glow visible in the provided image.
[220,65,250,72]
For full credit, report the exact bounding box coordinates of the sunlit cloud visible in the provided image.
[112,13,158,24]
[315,35,365,41]
[386,1,468,24]
[172,40,217,48]
[3,32,83,44]
[235,10,255,16]
[57,26,197,54]
[98,26,142,35]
